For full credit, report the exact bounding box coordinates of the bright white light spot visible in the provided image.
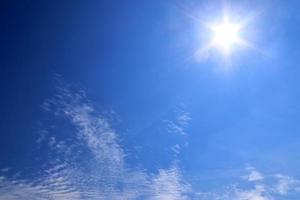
[195,11,256,62]
[210,18,242,54]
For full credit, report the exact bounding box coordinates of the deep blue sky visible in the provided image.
[1,0,300,199]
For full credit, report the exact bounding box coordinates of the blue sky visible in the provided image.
[1,0,300,199]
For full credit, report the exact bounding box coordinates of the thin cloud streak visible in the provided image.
[0,78,190,200]
[1,78,300,200]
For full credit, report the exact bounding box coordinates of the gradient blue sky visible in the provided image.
[1,0,300,199]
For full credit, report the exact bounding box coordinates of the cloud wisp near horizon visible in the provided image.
[0,78,300,200]
[0,79,190,200]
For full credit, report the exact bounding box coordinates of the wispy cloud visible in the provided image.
[150,166,191,200]
[274,174,300,195]
[1,77,300,200]
[0,163,81,200]
[197,184,272,200]
[243,167,264,182]
[164,109,191,136]
[235,185,272,200]
[0,77,190,200]
[197,168,300,200]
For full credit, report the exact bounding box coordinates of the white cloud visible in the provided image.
[150,166,191,200]
[274,174,300,195]
[0,163,81,200]
[54,88,125,171]
[197,185,272,200]
[164,109,191,136]
[235,185,272,200]
[0,78,190,200]
[1,77,300,200]
[176,111,192,127]
[165,120,186,135]
[171,144,182,155]
[196,168,300,200]
[243,167,264,182]
[248,171,264,182]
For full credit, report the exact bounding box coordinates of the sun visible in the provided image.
[194,9,256,61]
[210,17,242,54]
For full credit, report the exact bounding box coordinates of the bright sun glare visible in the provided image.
[210,17,242,54]
[195,9,255,61]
